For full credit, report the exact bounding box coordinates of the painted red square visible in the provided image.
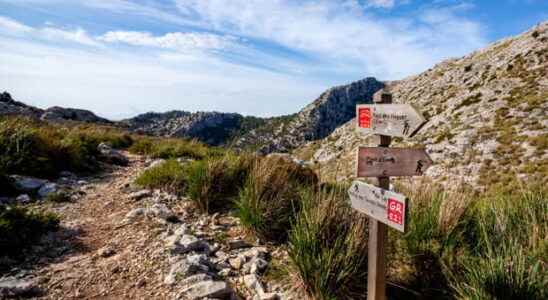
[358,107,371,128]
[387,198,404,225]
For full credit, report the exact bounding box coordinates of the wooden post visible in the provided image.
[367,91,392,300]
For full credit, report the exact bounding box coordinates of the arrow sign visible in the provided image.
[356,104,426,138]
[357,147,433,177]
[348,181,407,232]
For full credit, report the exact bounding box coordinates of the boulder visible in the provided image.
[98,143,129,166]
[15,194,31,204]
[37,183,58,198]
[0,277,40,298]
[164,255,210,285]
[10,175,47,193]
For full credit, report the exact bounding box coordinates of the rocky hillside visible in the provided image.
[120,111,267,146]
[295,21,548,188]
[235,77,384,153]
[0,92,110,124]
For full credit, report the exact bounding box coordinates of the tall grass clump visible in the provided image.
[134,159,186,194]
[235,155,317,242]
[185,153,254,213]
[287,187,368,300]
[450,186,547,300]
[0,205,59,258]
[388,182,469,298]
[129,137,210,160]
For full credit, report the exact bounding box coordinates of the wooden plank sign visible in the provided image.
[356,104,425,138]
[357,147,432,177]
[348,180,407,232]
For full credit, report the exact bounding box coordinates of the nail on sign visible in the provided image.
[348,180,407,232]
[356,147,433,177]
[356,104,426,138]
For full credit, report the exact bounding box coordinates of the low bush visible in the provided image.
[45,190,72,203]
[235,155,317,241]
[0,205,60,257]
[129,137,210,160]
[287,187,368,299]
[0,116,135,178]
[185,153,253,213]
[134,159,186,194]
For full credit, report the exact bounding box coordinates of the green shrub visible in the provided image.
[134,159,186,194]
[129,137,210,160]
[0,116,135,178]
[449,187,547,299]
[45,190,72,203]
[235,155,317,242]
[0,205,59,257]
[452,241,546,300]
[287,187,368,299]
[185,153,253,213]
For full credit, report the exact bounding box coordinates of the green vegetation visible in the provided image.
[45,190,72,203]
[235,155,317,241]
[135,159,186,194]
[0,116,134,179]
[185,153,253,213]
[288,187,368,299]
[0,205,59,258]
[128,137,212,160]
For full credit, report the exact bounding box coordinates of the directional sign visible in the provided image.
[348,181,407,232]
[356,147,433,177]
[356,104,426,138]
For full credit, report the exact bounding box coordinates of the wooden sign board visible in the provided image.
[348,180,407,232]
[356,104,425,138]
[357,147,432,177]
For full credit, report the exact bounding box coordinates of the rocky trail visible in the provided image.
[1,152,288,300]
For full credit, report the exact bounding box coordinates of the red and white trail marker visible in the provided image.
[356,104,426,138]
[348,180,407,233]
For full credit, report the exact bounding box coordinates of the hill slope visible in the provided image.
[295,21,548,188]
[235,77,384,153]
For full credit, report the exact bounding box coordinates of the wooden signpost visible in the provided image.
[356,103,425,138]
[348,180,407,232]
[356,147,433,177]
[349,90,431,300]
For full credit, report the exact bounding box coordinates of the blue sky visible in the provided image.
[0,0,546,119]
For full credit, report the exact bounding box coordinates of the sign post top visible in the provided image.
[373,90,393,104]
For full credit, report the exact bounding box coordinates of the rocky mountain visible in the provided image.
[120,111,267,146]
[235,77,385,153]
[294,21,547,188]
[0,92,111,124]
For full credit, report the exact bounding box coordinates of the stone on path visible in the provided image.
[179,280,233,300]
[0,277,40,298]
[128,189,151,201]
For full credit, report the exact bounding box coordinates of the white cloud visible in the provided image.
[98,31,238,51]
[0,35,326,119]
[0,16,33,33]
[367,0,396,8]
[41,27,100,47]
[0,15,99,46]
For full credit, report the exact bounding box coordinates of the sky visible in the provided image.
[0,0,546,119]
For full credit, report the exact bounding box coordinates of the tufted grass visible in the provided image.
[185,153,253,213]
[235,155,318,242]
[287,186,368,299]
